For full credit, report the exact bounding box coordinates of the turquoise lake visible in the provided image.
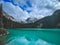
[4,28,60,45]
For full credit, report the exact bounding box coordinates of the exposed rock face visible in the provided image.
[26,17,38,23]
[3,11,16,22]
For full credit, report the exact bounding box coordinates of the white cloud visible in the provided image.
[54,2,60,9]
[0,0,4,4]
[28,0,60,18]
[13,0,27,6]
[3,2,29,21]
[2,0,60,21]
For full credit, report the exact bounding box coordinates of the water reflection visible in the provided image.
[6,36,55,45]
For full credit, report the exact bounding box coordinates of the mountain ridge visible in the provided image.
[0,3,60,28]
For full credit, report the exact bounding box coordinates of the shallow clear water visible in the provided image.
[5,28,60,45]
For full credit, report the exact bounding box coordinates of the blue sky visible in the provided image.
[1,0,60,21]
[3,0,32,12]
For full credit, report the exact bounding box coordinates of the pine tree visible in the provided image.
[0,4,3,28]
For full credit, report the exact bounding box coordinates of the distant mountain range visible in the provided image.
[26,17,38,23]
[2,11,38,23]
[0,3,60,28]
[35,9,60,28]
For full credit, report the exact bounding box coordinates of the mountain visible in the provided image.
[34,9,60,28]
[3,9,60,28]
[2,9,28,23]
[1,2,60,28]
[1,11,35,28]
[3,11,38,24]
[26,17,38,23]
[3,11,16,22]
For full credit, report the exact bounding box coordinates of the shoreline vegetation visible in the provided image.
[0,4,9,37]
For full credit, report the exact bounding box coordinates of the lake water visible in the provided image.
[5,28,60,45]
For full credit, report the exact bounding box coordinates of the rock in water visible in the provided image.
[0,28,9,36]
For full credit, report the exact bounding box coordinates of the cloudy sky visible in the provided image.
[1,0,60,21]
